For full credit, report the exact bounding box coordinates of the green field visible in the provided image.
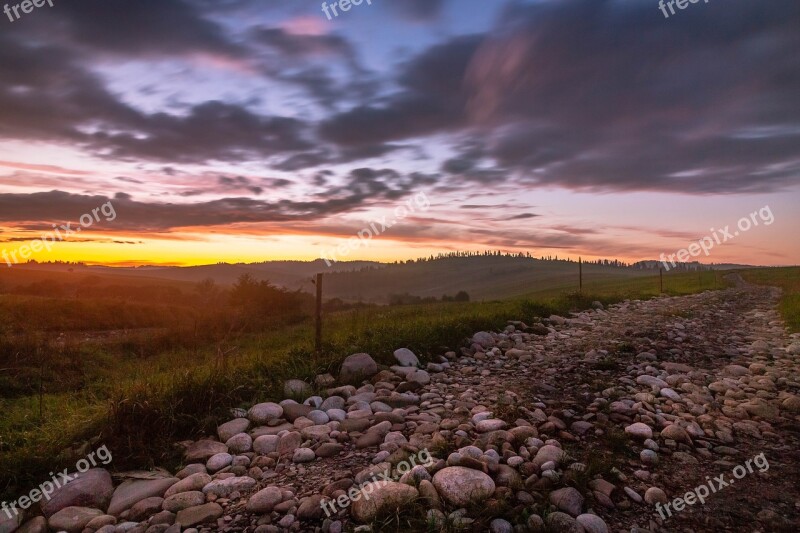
[0,267,725,498]
[739,266,800,332]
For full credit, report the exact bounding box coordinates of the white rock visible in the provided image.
[393,348,419,367]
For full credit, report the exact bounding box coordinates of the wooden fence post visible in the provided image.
[660,267,664,294]
[578,257,583,293]
[314,273,323,354]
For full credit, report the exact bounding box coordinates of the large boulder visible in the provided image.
[392,348,419,367]
[339,353,378,383]
[107,477,178,516]
[432,467,495,506]
[471,332,495,348]
[351,481,419,523]
[42,469,114,517]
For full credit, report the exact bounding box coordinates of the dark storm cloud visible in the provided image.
[0,33,311,163]
[319,35,482,146]
[461,0,800,194]
[54,0,245,58]
[0,171,433,230]
[1,0,797,197]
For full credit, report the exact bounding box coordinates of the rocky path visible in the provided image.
[5,282,799,533]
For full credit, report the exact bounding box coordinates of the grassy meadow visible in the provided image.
[739,266,800,332]
[1,266,726,499]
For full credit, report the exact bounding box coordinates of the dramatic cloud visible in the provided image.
[462,0,800,193]
[319,35,481,146]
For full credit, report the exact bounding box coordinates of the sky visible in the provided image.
[0,0,798,267]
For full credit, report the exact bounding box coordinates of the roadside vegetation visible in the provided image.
[739,266,800,332]
[0,267,724,499]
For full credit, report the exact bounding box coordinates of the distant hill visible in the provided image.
[319,256,653,303]
[5,255,751,305]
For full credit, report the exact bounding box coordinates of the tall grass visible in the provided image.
[0,270,725,498]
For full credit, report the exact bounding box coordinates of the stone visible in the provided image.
[206,452,232,472]
[128,496,163,521]
[339,353,378,383]
[163,492,206,513]
[225,433,252,453]
[165,473,211,498]
[432,466,495,506]
[782,396,800,413]
[284,379,312,398]
[636,375,669,389]
[293,447,316,463]
[532,445,564,469]
[253,435,279,455]
[296,494,327,521]
[545,512,583,533]
[576,514,609,533]
[644,487,668,505]
[315,443,344,458]
[201,477,256,498]
[42,468,114,517]
[307,410,330,425]
[278,431,303,456]
[217,418,250,442]
[549,487,584,517]
[472,331,495,348]
[48,507,104,533]
[489,518,513,533]
[175,503,223,528]
[184,440,227,462]
[660,424,690,443]
[476,419,507,432]
[246,487,284,513]
[640,450,658,465]
[393,348,419,367]
[350,482,418,523]
[282,403,313,422]
[624,423,653,440]
[742,399,780,421]
[247,403,283,425]
[108,478,179,516]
